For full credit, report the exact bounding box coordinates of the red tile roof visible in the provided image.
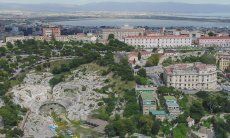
[165,62,215,74]
[199,36,230,40]
[125,35,190,39]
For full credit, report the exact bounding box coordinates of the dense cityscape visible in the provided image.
[0,0,230,138]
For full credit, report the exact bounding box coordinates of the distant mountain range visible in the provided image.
[1,2,230,13]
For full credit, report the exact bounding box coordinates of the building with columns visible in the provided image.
[163,62,217,91]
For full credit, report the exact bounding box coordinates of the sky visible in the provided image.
[0,0,230,5]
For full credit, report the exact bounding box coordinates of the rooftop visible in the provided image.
[143,100,156,106]
[217,52,230,60]
[164,96,177,101]
[150,110,167,115]
[125,35,190,39]
[135,85,157,92]
[85,117,109,134]
[164,62,216,75]
[141,92,156,101]
[102,28,145,32]
[144,66,164,71]
[166,102,179,107]
[200,36,230,40]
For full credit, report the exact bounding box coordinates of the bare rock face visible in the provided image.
[11,68,108,138]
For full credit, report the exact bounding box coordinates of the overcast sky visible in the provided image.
[0,0,230,4]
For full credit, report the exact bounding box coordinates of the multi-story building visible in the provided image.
[164,96,180,116]
[43,26,61,39]
[5,33,97,44]
[150,110,167,121]
[124,35,192,49]
[102,27,145,41]
[136,86,158,115]
[216,51,230,71]
[5,36,44,43]
[128,50,152,66]
[199,36,230,47]
[55,34,97,43]
[163,62,217,91]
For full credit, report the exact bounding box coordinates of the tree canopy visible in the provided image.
[146,54,160,67]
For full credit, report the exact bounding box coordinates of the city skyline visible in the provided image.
[0,0,230,5]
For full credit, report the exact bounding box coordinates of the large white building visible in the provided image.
[124,35,192,49]
[5,34,97,44]
[199,36,230,47]
[163,62,217,91]
[102,27,145,41]
[5,36,44,43]
[55,34,97,43]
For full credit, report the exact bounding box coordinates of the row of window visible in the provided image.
[128,41,191,44]
[126,40,191,43]
[169,83,212,88]
[200,40,230,42]
[170,79,212,82]
[170,73,216,77]
[201,44,230,46]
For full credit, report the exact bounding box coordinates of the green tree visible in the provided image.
[137,68,147,78]
[161,120,173,136]
[189,102,205,122]
[108,34,115,41]
[200,54,216,65]
[105,118,135,137]
[6,128,24,137]
[157,86,178,95]
[0,84,7,96]
[0,100,23,128]
[208,31,215,37]
[146,54,160,67]
[49,75,64,87]
[105,124,116,136]
[213,116,230,138]
[138,52,142,60]
[123,89,140,117]
[35,65,42,72]
[0,47,6,56]
[162,57,174,67]
[137,115,154,136]
[173,123,189,138]
[152,120,161,135]
[6,42,13,50]
[135,75,148,85]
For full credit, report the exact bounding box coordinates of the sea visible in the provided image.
[51,18,230,28]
